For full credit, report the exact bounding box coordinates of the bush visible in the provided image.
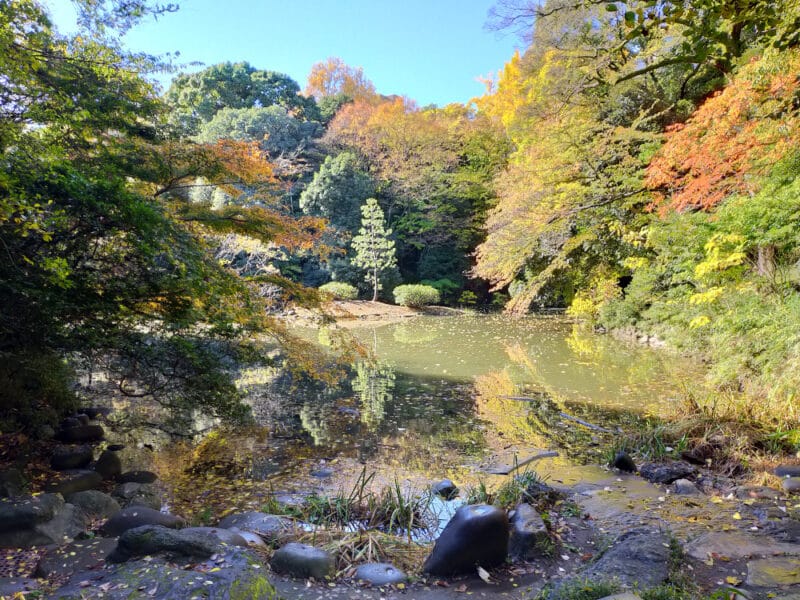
[393,284,440,307]
[318,281,359,300]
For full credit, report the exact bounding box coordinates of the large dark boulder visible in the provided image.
[65,490,121,520]
[0,494,85,548]
[180,527,248,548]
[107,525,221,563]
[55,425,105,444]
[36,537,117,578]
[509,503,550,560]
[270,542,333,579]
[611,452,637,473]
[100,506,185,537]
[775,464,800,478]
[639,461,695,484]
[423,504,509,576]
[217,512,291,543]
[93,450,122,480]
[51,446,93,471]
[432,479,459,500]
[45,470,103,495]
[117,470,157,484]
[111,482,161,510]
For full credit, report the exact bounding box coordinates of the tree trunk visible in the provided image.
[756,244,776,277]
[372,269,378,302]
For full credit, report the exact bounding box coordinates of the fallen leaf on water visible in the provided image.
[477,566,492,583]
[454,584,468,592]
[732,512,742,520]
[726,576,742,585]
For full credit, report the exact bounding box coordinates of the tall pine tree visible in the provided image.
[351,198,396,301]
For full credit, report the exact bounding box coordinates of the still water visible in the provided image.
[241,315,696,496]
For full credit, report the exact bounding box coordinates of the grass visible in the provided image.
[465,467,562,510]
[534,578,620,600]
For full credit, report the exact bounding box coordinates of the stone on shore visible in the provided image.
[112,482,162,510]
[117,470,158,484]
[93,450,122,480]
[45,470,103,495]
[0,494,85,548]
[107,524,221,563]
[65,490,121,520]
[639,461,695,484]
[270,542,333,579]
[355,562,408,586]
[217,512,291,543]
[55,425,105,444]
[100,506,185,537]
[509,503,550,560]
[432,479,459,500]
[51,446,93,471]
[35,537,118,578]
[582,528,673,588]
[423,504,509,575]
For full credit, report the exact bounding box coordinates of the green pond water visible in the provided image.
[242,314,698,497]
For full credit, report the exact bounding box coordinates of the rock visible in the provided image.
[106,444,125,452]
[734,486,782,500]
[598,595,644,600]
[746,557,800,586]
[52,547,264,600]
[228,527,268,547]
[100,506,185,537]
[51,445,94,471]
[685,531,800,560]
[181,527,248,547]
[0,578,40,597]
[35,537,117,578]
[217,512,291,543]
[672,479,700,495]
[65,490,121,520]
[117,470,157,484]
[782,477,800,494]
[611,452,637,473]
[79,406,112,420]
[509,503,550,560]
[108,525,221,563]
[111,482,161,510]
[93,450,122,480]
[74,413,90,425]
[432,478,459,500]
[775,465,800,478]
[582,528,672,588]
[270,542,333,579]
[423,504,509,576]
[45,470,103,495]
[310,467,334,478]
[0,494,85,548]
[0,468,25,498]
[639,461,695,484]
[355,562,407,586]
[55,425,105,443]
[60,417,81,430]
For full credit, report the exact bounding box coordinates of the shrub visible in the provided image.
[318,281,359,300]
[393,284,440,307]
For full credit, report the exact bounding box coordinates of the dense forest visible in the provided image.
[2,0,800,438]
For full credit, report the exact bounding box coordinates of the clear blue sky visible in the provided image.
[45,0,521,106]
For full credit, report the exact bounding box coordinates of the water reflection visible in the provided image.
[238,315,699,493]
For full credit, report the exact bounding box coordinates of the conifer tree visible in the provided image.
[351,198,397,301]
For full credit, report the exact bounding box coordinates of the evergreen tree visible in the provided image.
[351,199,397,301]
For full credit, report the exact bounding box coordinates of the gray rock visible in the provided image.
[423,504,509,576]
[775,465,800,478]
[686,531,800,560]
[45,470,103,495]
[111,482,161,510]
[217,512,290,543]
[355,562,407,586]
[181,526,248,547]
[108,524,221,563]
[93,450,122,480]
[782,477,800,494]
[56,424,105,443]
[117,470,157,484]
[310,467,334,478]
[509,503,550,560]
[65,490,121,520]
[639,461,695,484]
[35,537,117,578]
[611,452,637,473]
[270,542,333,579]
[747,557,800,586]
[228,527,268,547]
[0,578,40,597]
[0,495,85,548]
[672,479,700,495]
[583,528,673,588]
[0,469,25,498]
[734,486,782,500]
[51,446,93,471]
[106,444,125,452]
[432,479,459,500]
[52,547,264,600]
[100,506,185,537]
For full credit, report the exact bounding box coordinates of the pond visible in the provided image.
[239,314,699,500]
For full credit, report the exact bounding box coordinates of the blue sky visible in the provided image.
[45,0,522,106]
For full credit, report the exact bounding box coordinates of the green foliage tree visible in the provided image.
[351,199,397,301]
[165,62,319,135]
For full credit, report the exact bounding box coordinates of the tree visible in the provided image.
[305,57,376,101]
[351,199,397,301]
[165,62,319,135]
